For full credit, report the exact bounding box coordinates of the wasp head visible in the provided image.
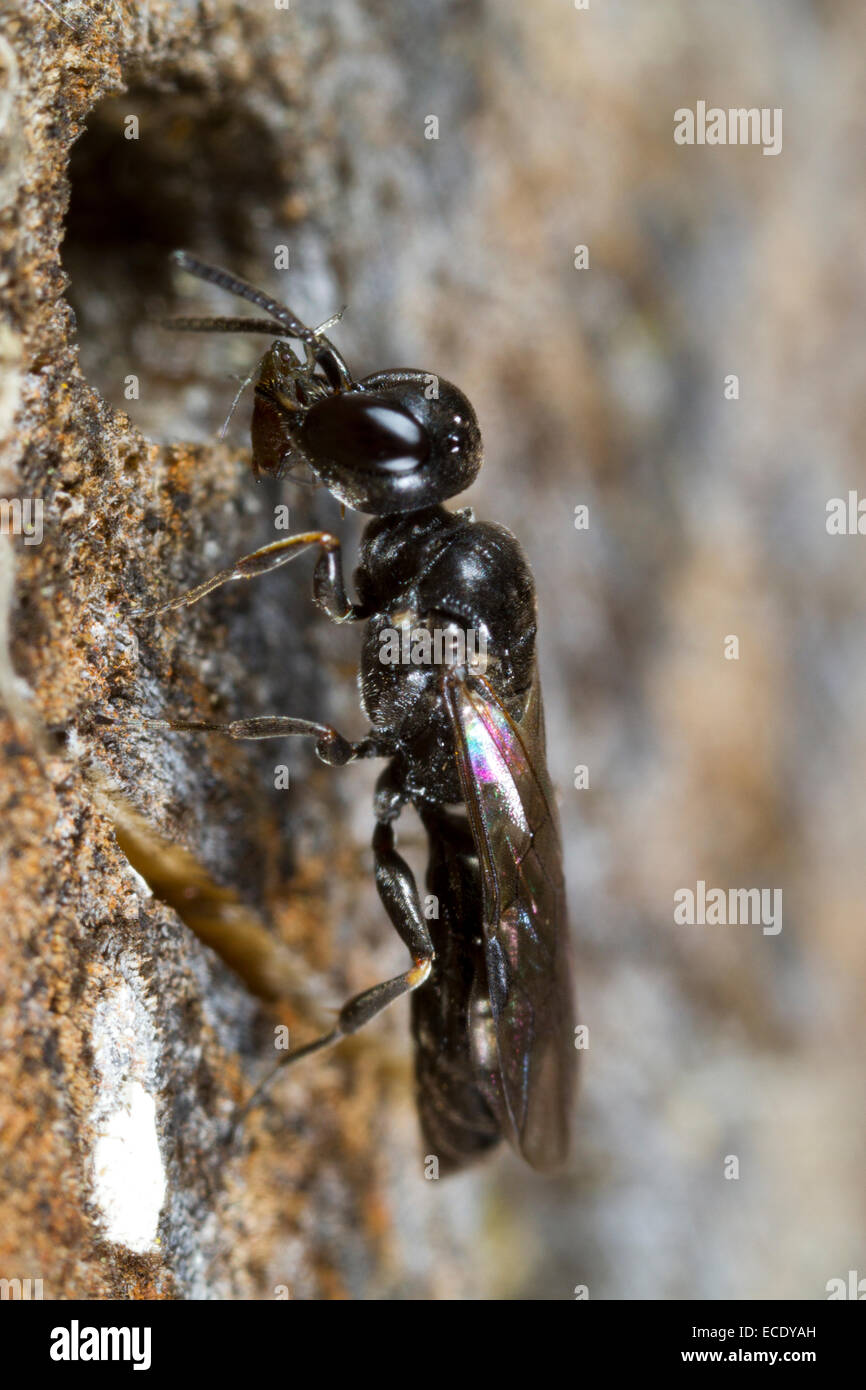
[292,369,483,515]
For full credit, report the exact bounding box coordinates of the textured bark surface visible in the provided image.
[2,0,864,1301]
[0,0,492,1301]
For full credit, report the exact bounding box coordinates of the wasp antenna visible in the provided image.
[161,315,294,337]
[171,251,318,345]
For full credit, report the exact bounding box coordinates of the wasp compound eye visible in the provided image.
[300,394,431,486]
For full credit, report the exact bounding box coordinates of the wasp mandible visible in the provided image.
[136,251,577,1174]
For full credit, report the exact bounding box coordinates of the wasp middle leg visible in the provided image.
[138,714,386,767]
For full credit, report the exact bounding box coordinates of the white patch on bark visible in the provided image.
[90,976,166,1254]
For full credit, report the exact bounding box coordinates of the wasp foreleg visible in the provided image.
[131,530,366,623]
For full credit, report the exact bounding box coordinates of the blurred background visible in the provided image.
[11,0,864,1298]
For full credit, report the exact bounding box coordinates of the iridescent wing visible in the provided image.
[443,670,576,1171]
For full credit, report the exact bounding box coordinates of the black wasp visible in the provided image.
[136,251,577,1174]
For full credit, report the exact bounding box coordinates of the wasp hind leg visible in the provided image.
[235,817,433,1125]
